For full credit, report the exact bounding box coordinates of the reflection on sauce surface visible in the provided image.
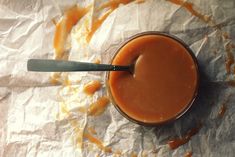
[168,124,202,149]
[109,34,198,124]
[83,80,102,95]
[88,97,110,116]
[184,151,193,157]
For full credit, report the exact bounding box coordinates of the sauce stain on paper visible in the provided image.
[88,96,110,116]
[83,80,102,95]
[167,123,202,149]
[184,151,193,157]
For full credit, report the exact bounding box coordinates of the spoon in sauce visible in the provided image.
[27,59,135,73]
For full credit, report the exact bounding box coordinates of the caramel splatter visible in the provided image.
[218,103,227,118]
[50,73,61,85]
[166,0,235,75]
[222,32,230,40]
[83,80,102,95]
[99,0,135,11]
[166,0,211,23]
[225,43,234,74]
[88,127,97,135]
[84,132,112,153]
[168,123,202,149]
[94,59,101,64]
[184,151,193,157]
[88,97,110,116]
[131,152,138,157]
[113,150,123,156]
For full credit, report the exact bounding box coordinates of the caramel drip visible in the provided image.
[168,124,202,149]
[83,80,102,95]
[88,97,110,116]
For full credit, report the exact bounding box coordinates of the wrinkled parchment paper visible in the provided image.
[1,0,235,156]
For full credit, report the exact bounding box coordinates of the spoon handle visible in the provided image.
[27,59,129,72]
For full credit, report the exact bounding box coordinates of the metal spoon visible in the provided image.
[27,59,134,73]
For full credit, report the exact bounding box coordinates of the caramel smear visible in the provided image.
[88,127,97,135]
[167,0,235,76]
[86,0,141,42]
[86,10,113,42]
[131,152,138,157]
[166,0,210,23]
[84,132,112,153]
[225,43,234,74]
[50,73,61,85]
[83,80,102,95]
[88,97,110,116]
[184,151,193,157]
[113,150,123,157]
[94,59,101,64]
[223,32,230,40]
[218,103,227,118]
[168,123,202,149]
[54,5,90,59]
[99,0,136,11]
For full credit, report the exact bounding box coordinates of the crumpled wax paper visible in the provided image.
[1,0,235,156]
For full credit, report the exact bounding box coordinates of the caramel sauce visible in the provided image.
[167,0,235,75]
[225,43,234,74]
[88,97,110,116]
[50,73,61,85]
[52,18,57,26]
[94,59,101,64]
[86,10,112,42]
[168,124,202,149]
[113,150,122,156]
[109,35,198,123]
[223,32,230,40]
[99,0,135,11]
[54,6,89,59]
[184,151,193,157]
[83,80,102,95]
[167,0,210,23]
[84,132,112,153]
[88,127,97,135]
[78,106,87,113]
[131,152,138,157]
[218,103,226,118]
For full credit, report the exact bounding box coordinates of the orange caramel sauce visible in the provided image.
[88,97,110,116]
[83,80,102,95]
[168,124,202,149]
